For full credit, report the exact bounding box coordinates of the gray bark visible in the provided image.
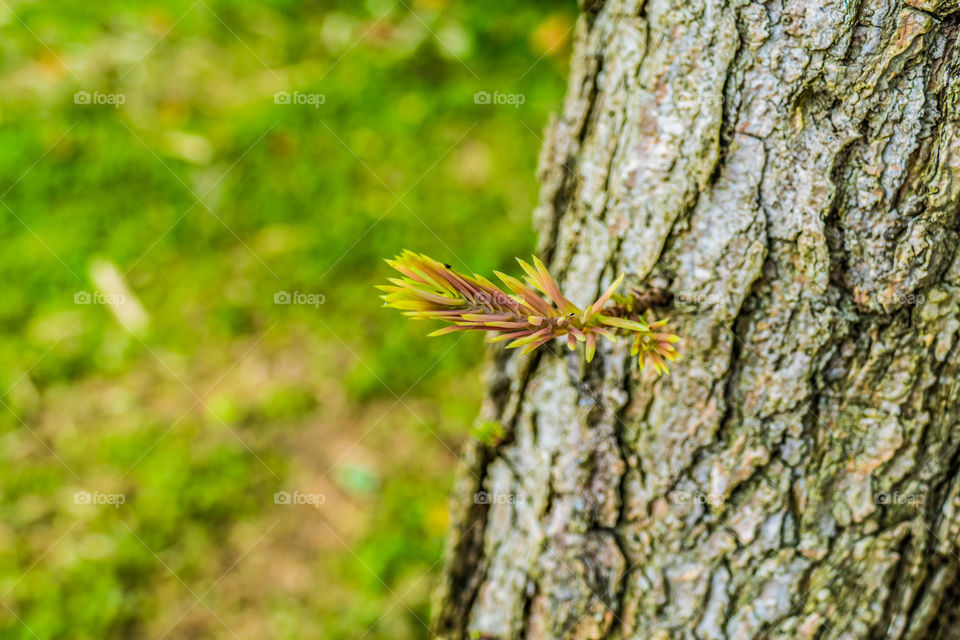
[432,0,960,638]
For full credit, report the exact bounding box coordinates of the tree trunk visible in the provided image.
[432,0,960,638]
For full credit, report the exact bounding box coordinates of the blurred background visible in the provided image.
[0,0,572,638]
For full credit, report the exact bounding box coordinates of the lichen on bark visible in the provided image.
[432,0,960,638]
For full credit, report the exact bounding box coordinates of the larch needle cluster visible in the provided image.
[378,251,680,374]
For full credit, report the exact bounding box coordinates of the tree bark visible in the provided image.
[432,0,960,638]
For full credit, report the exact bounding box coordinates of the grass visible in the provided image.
[0,0,571,637]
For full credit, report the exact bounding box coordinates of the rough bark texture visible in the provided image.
[433,0,960,638]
